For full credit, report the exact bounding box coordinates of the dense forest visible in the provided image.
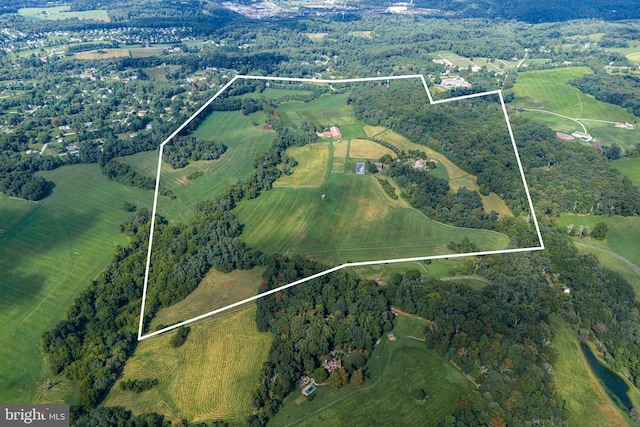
[350,82,640,217]
[250,256,392,425]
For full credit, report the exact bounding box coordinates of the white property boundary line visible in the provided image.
[138,74,544,341]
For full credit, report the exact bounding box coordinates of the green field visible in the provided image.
[234,170,509,266]
[513,67,640,148]
[557,214,640,271]
[0,164,153,403]
[557,214,640,297]
[269,312,475,426]
[278,93,362,129]
[19,6,109,21]
[263,88,314,99]
[551,316,634,427]
[105,306,272,425]
[150,267,266,329]
[120,110,274,223]
[612,157,640,187]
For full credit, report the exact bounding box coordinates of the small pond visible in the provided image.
[580,342,632,411]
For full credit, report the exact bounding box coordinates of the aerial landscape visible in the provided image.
[1,0,640,426]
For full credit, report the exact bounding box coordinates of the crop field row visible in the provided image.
[0,164,153,403]
[270,313,475,426]
[273,142,330,188]
[105,306,272,424]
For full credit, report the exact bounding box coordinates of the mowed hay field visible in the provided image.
[551,316,631,427]
[0,164,153,403]
[119,110,274,223]
[234,170,509,266]
[376,129,513,217]
[348,138,395,159]
[150,267,266,329]
[270,313,475,427]
[274,142,330,188]
[512,67,640,148]
[105,306,271,425]
[278,93,355,129]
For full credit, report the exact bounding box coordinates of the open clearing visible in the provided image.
[74,49,131,59]
[269,312,475,426]
[348,138,395,159]
[611,157,640,188]
[273,142,330,187]
[105,306,271,424]
[20,6,109,21]
[234,170,509,266]
[121,110,273,223]
[557,214,640,274]
[551,316,632,427]
[0,164,153,403]
[150,267,266,329]
[512,67,640,148]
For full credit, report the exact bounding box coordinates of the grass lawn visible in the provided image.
[551,315,633,427]
[512,67,640,148]
[74,49,132,59]
[120,110,274,223]
[0,164,153,403]
[234,170,509,266]
[611,157,640,187]
[269,313,475,427]
[105,306,271,425]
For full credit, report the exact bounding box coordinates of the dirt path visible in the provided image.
[574,240,640,276]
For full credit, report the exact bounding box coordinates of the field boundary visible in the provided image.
[138,74,544,341]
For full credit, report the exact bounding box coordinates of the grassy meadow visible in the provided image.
[234,169,509,266]
[612,157,640,187]
[120,110,274,223]
[557,214,640,271]
[512,67,640,148]
[0,164,154,403]
[105,306,271,425]
[150,267,266,329]
[551,316,633,427]
[269,312,475,426]
[19,6,110,21]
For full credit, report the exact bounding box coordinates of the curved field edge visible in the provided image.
[0,163,153,403]
[233,172,510,266]
[551,316,633,427]
[104,306,272,425]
